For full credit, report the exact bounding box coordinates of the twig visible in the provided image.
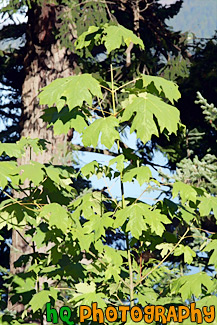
[135,227,190,287]
[115,77,140,92]
[140,0,153,12]
[72,144,117,157]
[16,230,30,246]
[3,191,38,212]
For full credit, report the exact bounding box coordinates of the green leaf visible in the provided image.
[103,245,123,267]
[13,276,35,294]
[174,244,196,264]
[45,165,74,190]
[19,137,48,154]
[179,206,196,223]
[80,161,99,178]
[171,272,213,301]
[75,282,96,294]
[42,106,87,135]
[104,265,120,282]
[136,287,158,305]
[76,24,144,54]
[199,196,217,219]
[45,165,62,185]
[0,161,17,189]
[203,240,217,268]
[103,24,144,53]
[32,225,47,249]
[123,166,152,186]
[38,74,102,111]
[143,208,171,236]
[0,143,23,158]
[113,208,128,229]
[29,290,54,313]
[18,161,44,187]
[72,192,103,220]
[109,154,126,172]
[114,203,170,237]
[73,291,106,309]
[156,243,174,258]
[82,116,120,149]
[142,74,181,104]
[121,93,180,144]
[126,213,145,239]
[75,25,100,49]
[172,181,197,203]
[83,212,113,240]
[73,282,106,308]
[39,203,69,232]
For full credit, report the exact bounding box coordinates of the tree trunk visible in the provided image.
[8,2,76,315]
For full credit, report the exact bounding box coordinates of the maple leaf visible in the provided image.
[38,74,102,111]
[142,74,181,104]
[121,93,180,144]
[82,116,120,149]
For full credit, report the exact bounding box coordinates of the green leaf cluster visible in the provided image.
[1,23,216,325]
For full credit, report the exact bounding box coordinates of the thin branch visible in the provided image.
[111,64,116,115]
[115,77,140,92]
[72,144,117,157]
[135,227,190,287]
[104,0,115,21]
[16,230,30,246]
[87,104,113,116]
[140,0,153,12]
[133,185,152,204]
[3,191,39,212]
[103,176,119,207]
[190,226,216,235]
[71,0,115,8]
[100,84,112,93]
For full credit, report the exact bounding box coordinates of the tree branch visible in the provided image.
[72,144,117,157]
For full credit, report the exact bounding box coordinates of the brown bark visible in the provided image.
[8,2,76,316]
[132,0,140,37]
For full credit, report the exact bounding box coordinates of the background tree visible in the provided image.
[0,0,192,316]
[154,33,217,166]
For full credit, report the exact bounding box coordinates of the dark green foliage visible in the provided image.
[1,3,217,322]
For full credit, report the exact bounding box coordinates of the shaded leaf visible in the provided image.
[171,272,213,300]
[142,74,181,104]
[203,240,217,269]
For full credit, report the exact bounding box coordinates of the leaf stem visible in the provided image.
[110,64,116,115]
[97,97,105,118]
[127,234,134,307]
[115,77,140,92]
[118,145,134,306]
[100,84,112,93]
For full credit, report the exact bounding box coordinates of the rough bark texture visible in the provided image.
[9,2,76,316]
